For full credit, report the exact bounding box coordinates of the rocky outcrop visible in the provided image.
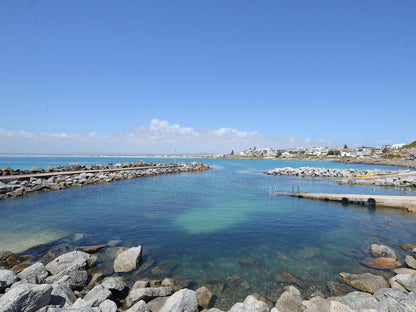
[0,283,52,312]
[338,272,389,294]
[0,162,210,200]
[266,167,392,178]
[113,246,142,273]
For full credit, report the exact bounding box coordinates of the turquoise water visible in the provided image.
[1,156,415,308]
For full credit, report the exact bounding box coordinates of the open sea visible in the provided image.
[0,156,415,308]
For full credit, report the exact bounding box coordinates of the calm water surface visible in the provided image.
[0,156,415,308]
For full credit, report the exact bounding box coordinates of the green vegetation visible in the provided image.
[403,140,416,149]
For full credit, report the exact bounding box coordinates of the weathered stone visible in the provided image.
[126,299,151,312]
[44,263,88,289]
[274,270,306,289]
[0,269,17,292]
[160,289,198,312]
[399,244,416,250]
[394,274,413,291]
[0,283,52,312]
[370,244,399,260]
[393,268,416,276]
[49,282,77,308]
[99,299,118,312]
[275,285,303,312]
[132,280,150,289]
[46,251,96,275]
[373,287,409,302]
[329,301,355,312]
[17,262,48,284]
[78,244,107,254]
[87,272,105,290]
[102,276,127,292]
[405,255,416,269]
[126,287,173,307]
[326,281,355,296]
[196,286,213,308]
[243,294,269,312]
[10,262,34,274]
[361,257,402,269]
[225,275,249,289]
[113,245,142,273]
[147,297,168,312]
[332,291,378,310]
[302,296,330,312]
[389,275,408,291]
[83,284,112,307]
[339,272,389,294]
[161,278,175,287]
[228,303,258,312]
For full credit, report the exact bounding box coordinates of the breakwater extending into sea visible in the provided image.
[0,161,210,200]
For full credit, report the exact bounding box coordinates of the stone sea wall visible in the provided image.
[1,241,416,312]
[266,167,416,188]
[0,162,211,200]
[339,157,416,169]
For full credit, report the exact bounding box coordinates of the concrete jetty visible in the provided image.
[284,192,416,213]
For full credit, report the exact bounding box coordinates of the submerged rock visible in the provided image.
[361,257,402,269]
[338,272,389,294]
[274,270,307,289]
[370,244,399,260]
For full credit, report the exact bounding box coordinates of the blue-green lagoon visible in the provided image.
[0,157,415,308]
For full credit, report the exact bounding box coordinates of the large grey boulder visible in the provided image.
[338,272,389,294]
[405,255,416,269]
[370,244,399,260]
[17,262,49,284]
[99,299,118,312]
[275,285,303,312]
[49,282,77,307]
[126,287,173,307]
[196,286,213,309]
[114,245,142,273]
[46,251,96,275]
[160,288,198,312]
[331,291,378,310]
[0,269,17,292]
[228,303,258,312]
[126,299,151,312]
[0,283,52,312]
[102,276,127,292]
[83,284,112,307]
[302,296,330,312]
[243,295,269,312]
[329,301,356,312]
[44,262,88,289]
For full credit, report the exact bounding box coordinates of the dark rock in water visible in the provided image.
[274,270,307,289]
[239,257,262,267]
[326,281,355,296]
[296,247,320,259]
[342,248,365,259]
[370,244,399,260]
[172,276,192,292]
[151,260,177,276]
[11,262,33,274]
[266,287,284,303]
[225,275,250,290]
[399,244,416,250]
[203,279,225,295]
[77,244,107,254]
[361,257,402,270]
[339,272,389,294]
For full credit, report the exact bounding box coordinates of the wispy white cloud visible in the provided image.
[0,119,330,154]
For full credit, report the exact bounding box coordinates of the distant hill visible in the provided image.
[403,140,416,149]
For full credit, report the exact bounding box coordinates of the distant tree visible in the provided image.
[343,144,348,149]
[230,150,235,155]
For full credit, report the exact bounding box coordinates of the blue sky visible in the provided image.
[1,0,415,154]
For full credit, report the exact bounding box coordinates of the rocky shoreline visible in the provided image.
[338,158,416,170]
[266,167,416,188]
[0,162,211,200]
[1,240,416,312]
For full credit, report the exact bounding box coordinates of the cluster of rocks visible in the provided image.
[0,162,210,200]
[339,173,416,188]
[266,167,393,178]
[339,157,416,170]
[266,167,416,189]
[1,242,416,312]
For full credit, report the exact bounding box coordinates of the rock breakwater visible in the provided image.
[266,167,416,188]
[0,162,210,200]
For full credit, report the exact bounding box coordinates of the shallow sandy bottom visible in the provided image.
[0,229,68,253]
